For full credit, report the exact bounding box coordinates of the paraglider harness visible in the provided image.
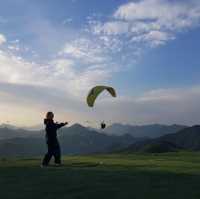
[101,122,106,129]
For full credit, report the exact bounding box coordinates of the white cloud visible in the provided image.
[59,38,108,64]
[144,31,174,46]
[0,42,110,98]
[56,37,118,96]
[131,30,174,47]
[50,57,111,96]
[0,34,6,45]
[51,59,75,77]
[90,0,200,48]
[115,0,185,21]
[114,0,200,30]
[69,69,110,95]
[0,50,47,85]
[94,21,129,35]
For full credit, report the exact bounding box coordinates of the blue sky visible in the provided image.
[0,0,200,126]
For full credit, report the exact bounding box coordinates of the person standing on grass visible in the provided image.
[42,111,68,167]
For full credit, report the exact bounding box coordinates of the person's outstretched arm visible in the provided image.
[55,122,68,129]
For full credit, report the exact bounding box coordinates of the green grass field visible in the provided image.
[1,152,200,199]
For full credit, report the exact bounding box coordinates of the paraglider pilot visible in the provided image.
[42,111,68,167]
[101,121,106,129]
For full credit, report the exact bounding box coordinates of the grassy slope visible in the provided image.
[1,152,200,199]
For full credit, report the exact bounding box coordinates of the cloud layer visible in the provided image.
[0,0,200,125]
[91,0,200,47]
[0,34,6,45]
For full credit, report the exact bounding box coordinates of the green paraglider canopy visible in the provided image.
[87,85,117,107]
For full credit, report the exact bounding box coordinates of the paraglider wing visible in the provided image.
[87,85,116,107]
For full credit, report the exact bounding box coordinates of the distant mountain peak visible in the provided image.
[0,123,18,130]
[191,125,200,129]
[70,123,86,130]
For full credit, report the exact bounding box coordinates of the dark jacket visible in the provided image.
[44,119,65,142]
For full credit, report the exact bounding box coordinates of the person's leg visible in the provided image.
[54,140,61,164]
[42,143,53,166]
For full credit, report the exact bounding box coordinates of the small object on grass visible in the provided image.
[55,163,63,167]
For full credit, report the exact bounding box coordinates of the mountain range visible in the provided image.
[124,125,200,153]
[1,123,200,156]
[0,124,141,156]
[0,126,42,140]
[105,123,186,138]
